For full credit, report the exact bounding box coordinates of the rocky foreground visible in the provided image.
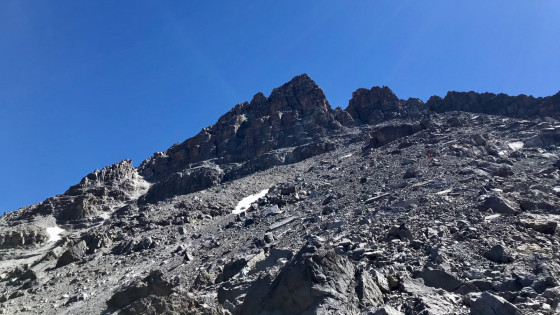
[1,74,559,314]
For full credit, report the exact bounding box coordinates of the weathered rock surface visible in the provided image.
[470,292,522,315]
[427,90,560,120]
[241,246,383,314]
[56,240,87,268]
[107,270,172,311]
[0,226,48,248]
[7,160,149,223]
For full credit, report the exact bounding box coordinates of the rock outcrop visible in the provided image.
[139,74,344,181]
[0,226,48,248]
[427,90,560,120]
[137,74,348,203]
[2,75,560,315]
[9,160,149,223]
[241,246,383,314]
[346,86,428,124]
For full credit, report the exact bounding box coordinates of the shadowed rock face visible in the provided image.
[427,90,560,120]
[0,226,48,249]
[138,74,345,181]
[346,86,429,124]
[2,74,560,315]
[241,246,383,315]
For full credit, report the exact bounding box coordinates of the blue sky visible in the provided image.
[1,1,559,213]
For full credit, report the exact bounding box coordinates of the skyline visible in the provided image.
[1,1,560,213]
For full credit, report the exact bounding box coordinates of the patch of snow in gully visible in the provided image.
[232,189,269,214]
[46,226,65,242]
[507,141,524,150]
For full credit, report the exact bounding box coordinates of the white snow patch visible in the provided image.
[233,189,269,214]
[46,226,65,242]
[507,141,524,151]
[99,212,111,220]
[484,214,501,222]
[542,152,558,159]
[340,153,353,159]
[436,188,452,195]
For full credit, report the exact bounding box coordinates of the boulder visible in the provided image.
[483,245,513,264]
[416,268,463,292]
[365,121,429,149]
[520,219,557,235]
[56,240,87,268]
[107,270,172,310]
[480,194,520,215]
[241,246,383,314]
[470,292,521,315]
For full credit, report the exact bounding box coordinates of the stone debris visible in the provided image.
[0,74,559,314]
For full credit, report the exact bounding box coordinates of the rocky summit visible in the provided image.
[1,74,560,315]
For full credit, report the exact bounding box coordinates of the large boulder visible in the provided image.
[107,270,172,311]
[56,240,88,268]
[241,246,383,314]
[483,245,513,264]
[470,292,521,315]
[365,120,430,149]
[416,268,463,292]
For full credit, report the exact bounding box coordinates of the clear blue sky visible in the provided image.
[1,1,559,213]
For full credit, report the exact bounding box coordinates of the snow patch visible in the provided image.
[340,153,353,159]
[46,226,65,242]
[484,214,501,222]
[233,189,269,214]
[436,188,452,195]
[507,141,524,151]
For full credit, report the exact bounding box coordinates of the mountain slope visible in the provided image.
[0,75,559,315]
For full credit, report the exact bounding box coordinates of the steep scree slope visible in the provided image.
[0,75,560,314]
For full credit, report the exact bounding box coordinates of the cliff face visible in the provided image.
[426,90,560,119]
[138,74,344,181]
[9,160,149,224]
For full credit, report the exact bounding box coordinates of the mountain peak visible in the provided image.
[137,74,343,199]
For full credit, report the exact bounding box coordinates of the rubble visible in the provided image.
[0,74,559,314]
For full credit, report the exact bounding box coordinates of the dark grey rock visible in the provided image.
[107,270,172,310]
[416,268,463,292]
[470,292,521,315]
[241,246,382,314]
[480,194,520,214]
[56,240,87,268]
[483,245,513,264]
